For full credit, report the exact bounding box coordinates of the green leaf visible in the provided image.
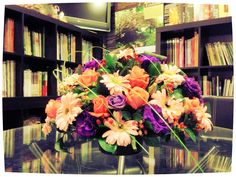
[97,67,111,74]
[144,51,167,61]
[147,62,161,77]
[144,121,154,131]
[184,128,197,143]
[73,86,83,94]
[122,111,132,120]
[87,88,98,100]
[133,110,142,122]
[105,53,116,70]
[173,88,184,99]
[98,138,117,154]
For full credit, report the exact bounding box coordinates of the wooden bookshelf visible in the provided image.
[156,16,233,98]
[3,5,104,130]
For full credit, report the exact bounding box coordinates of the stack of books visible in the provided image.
[164,4,230,26]
[166,32,198,67]
[205,42,233,66]
[202,75,234,96]
[23,69,48,96]
[2,60,16,97]
[57,32,76,62]
[4,18,14,52]
[24,26,45,57]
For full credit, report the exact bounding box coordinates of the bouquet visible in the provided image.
[42,47,213,155]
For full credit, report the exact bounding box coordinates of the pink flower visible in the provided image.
[102,111,139,146]
[56,92,83,131]
[195,106,213,132]
[156,64,185,86]
[149,89,184,123]
[45,99,61,120]
[117,48,135,60]
[100,71,131,95]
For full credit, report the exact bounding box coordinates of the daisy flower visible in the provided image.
[195,105,213,132]
[156,64,185,86]
[102,111,139,146]
[56,92,83,131]
[149,89,184,123]
[100,71,131,95]
[117,48,135,59]
[58,74,80,94]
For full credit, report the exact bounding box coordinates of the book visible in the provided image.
[165,4,230,26]
[24,69,32,96]
[4,18,14,52]
[42,72,48,96]
[24,26,44,57]
[219,4,230,18]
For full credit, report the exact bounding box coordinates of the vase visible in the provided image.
[98,136,143,156]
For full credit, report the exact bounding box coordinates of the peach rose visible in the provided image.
[45,99,61,119]
[78,69,99,87]
[89,95,110,118]
[126,87,149,110]
[127,66,149,89]
[184,97,201,114]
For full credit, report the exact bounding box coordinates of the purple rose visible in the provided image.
[140,54,161,71]
[182,77,203,102]
[108,94,126,110]
[139,54,161,63]
[76,111,97,138]
[143,104,169,135]
[82,60,99,72]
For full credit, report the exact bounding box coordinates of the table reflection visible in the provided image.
[4,124,232,174]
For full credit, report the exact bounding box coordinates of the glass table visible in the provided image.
[3,124,232,174]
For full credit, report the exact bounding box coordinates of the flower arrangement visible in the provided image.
[42,47,212,155]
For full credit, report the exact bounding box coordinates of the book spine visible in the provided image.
[42,72,48,96]
[3,61,7,97]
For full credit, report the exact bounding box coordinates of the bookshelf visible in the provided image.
[3,5,104,130]
[156,16,233,97]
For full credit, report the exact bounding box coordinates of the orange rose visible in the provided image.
[45,99,61,119]
[127,66,149,89]
[89,95,110,118]
[184,97,201,114]
[126,87,149,110]
[78,69,99,87]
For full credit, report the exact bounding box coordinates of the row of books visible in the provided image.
[202,75,234,97]
[4,18,14,52]
[56,65,74,95]
[205,42,233,66]
[24,26,45,57]
[57,32,76,62]
[2,60,16,97]
[164,4,230,26]
[167,147,199,169]
[22,159,41,173]
[3,129,15,158]
[82,39,93,65]
[23,69,48,97]
[166,32,198,67]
